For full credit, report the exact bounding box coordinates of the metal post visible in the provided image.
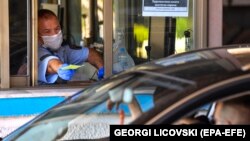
[145,17,151,62]
[31,0,38,86]
[164,17,176,57]
[0,0,10,88]
[104,0,113,77]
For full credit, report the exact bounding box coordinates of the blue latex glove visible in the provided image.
[57,64,76,80]
[97,67,104,80]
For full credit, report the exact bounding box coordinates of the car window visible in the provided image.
[172,90,250,125]
[172,103,214,125]
[12,71,197,140]
[227,48,250,70]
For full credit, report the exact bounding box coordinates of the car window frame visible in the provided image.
[135,73,250,124]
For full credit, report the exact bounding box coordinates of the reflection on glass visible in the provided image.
[9,0,28,75]
[81,0,104,47]
[113,0,150,65]
[113,0,194,65]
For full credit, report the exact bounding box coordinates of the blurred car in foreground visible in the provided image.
[3,45,250,141]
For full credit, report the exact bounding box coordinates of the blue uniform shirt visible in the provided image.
[38,43,89,84]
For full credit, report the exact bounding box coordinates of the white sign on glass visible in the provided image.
[142,0,189,17]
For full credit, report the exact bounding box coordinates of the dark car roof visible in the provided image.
[125,45,250,89]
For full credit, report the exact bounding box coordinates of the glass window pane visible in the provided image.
[9,0,28,75]
[223,0,250,45]
[112,0,194,73]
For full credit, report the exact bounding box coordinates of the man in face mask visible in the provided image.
[38,9,104,84]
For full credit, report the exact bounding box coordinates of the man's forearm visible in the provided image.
[87,48,104,69]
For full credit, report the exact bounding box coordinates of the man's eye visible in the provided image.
[43,30,51,35]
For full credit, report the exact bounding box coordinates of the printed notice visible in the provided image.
[142,0,189,17]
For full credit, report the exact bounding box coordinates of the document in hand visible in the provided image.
[61,64,85,70]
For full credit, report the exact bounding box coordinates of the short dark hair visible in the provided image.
[38,9,57,19]
[224,94,250,109]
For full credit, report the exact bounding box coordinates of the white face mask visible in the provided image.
[41,30,63,51]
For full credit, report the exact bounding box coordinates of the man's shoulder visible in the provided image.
[61,40,70,46]
[62,40,84,50]
[38,45,50,52]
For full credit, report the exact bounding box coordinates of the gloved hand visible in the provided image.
[97,67,104,80]
[57,64,76,80]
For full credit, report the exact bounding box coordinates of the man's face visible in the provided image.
[214,102,229,125]
[38,16,61,37]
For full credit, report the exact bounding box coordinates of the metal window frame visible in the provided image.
[0,0,10,88]
[193,0,208,49]
[10,0,31,87]
[0,0,218,88]
[103,0,113,77]
[8,0,38,88]
[0,0,38,89]
[31,0,39,86]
